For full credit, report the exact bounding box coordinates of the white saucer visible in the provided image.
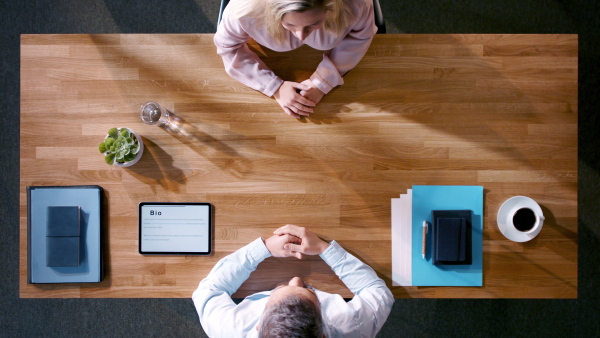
[497,196,544,242]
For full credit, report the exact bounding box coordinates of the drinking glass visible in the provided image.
[139,101,186,135]
[140,101,171,126]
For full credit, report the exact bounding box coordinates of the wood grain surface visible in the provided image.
[20,34,578,298]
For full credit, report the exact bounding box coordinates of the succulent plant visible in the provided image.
[99,127,141,165]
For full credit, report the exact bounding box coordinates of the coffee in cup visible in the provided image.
[512,207,537,232]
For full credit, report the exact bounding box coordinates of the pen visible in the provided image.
[422,221,428,259]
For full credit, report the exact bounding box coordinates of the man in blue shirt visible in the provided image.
[192,224,394,337]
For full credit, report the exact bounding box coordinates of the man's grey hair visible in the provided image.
[258,294,323,338]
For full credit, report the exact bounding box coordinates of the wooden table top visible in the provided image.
[20,34,578,298]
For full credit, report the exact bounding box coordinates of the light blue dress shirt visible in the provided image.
[192,238,394,337]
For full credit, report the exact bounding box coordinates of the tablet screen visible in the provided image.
[139,202,212,255]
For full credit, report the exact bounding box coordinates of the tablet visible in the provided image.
[139,202,212,255]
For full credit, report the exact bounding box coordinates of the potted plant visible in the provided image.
[99,127,144,167]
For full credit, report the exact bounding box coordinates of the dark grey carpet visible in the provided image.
[1,0,598,336]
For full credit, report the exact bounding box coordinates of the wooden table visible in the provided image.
[20,34,578,298]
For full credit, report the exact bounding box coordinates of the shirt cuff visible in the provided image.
[247,237,272,264]
[319,240,345,265]
[264,77,285,97]
[309,73,336,94]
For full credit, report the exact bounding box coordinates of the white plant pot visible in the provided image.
[104,127,144,167]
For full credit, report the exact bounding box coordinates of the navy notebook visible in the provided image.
[432,210,472,265]
[46,206,81,267]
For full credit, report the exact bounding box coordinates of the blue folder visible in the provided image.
[27,186,104,283]
[411,185,483,286]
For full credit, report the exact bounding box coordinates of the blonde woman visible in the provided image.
[214,0,377,119]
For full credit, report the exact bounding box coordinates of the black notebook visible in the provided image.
[432,210,472,265]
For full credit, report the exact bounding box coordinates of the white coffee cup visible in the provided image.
[497,196,545,242]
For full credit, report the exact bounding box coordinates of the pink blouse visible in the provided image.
[214,0,377,97]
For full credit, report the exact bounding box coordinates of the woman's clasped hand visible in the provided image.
[273,79,327,119]
[273,81,316,119]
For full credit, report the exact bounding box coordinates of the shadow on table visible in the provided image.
[124,137,187,193]
[157,113,252,179]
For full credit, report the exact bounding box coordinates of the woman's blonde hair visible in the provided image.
[231,0,355,43]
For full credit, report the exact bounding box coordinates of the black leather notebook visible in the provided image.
[432,210,472,265]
